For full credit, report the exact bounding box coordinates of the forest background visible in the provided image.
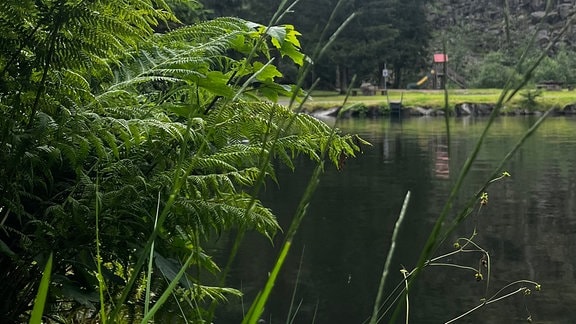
[203,0,576,90]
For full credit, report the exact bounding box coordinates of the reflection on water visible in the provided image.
[434,142,450,179]
[219,116,576,323]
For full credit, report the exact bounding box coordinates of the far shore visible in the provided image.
[301,88,576,117]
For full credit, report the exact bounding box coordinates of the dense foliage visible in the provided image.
[0,0,361,322]
[203,0,432,89]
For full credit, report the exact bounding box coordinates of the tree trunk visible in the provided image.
[339,67,349,94]
[393,66,402,89]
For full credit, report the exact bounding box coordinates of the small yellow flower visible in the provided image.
[475,272,483,281]
[453,242,461,249]
[535,284,541,291]
[480,192,488,205]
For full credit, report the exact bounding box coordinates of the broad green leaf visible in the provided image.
[230,34,252,54]
[259,86,279,102]
[284,25,302,48]
[252,62,283,82]
[267,26,287,49]
[259,83,293,102]
[197,71,235,97]
[164,103,199,118]
[280,42,306,66]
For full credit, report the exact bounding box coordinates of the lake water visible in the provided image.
[218,116,576,323]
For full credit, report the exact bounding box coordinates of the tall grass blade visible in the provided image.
[29,253,53,324]
[290,0,355,109]
[216,3,356,322]
[289,299,304,324]
[211,3,309,304]
[369,191,410,324]
[287,9,356,110]
[144,192,161,316]
[242,74,358,324]
[242,240,293,323]
[140,251,195,323]
[95,176,107,323]
[442,41,451,160]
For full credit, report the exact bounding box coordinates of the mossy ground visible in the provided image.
[302,88,576,112]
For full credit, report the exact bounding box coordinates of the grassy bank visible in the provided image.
[303,88,576,112]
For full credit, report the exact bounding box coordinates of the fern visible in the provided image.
[0,1,364,321]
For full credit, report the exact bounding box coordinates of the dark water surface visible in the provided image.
[219,116,576,324]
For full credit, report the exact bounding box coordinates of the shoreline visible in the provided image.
[308,102,576,118]
[302,89,576,117]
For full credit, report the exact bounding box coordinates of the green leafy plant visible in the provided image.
[0,1,362,322]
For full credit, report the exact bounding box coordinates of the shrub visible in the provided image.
[470,52,523,88]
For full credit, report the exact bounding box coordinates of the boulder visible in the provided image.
[562,104,576,114]
[530,11,546,22]
[454,103,495,116]
[558,4,574,19]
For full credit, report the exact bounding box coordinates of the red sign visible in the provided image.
[433,53,448,63]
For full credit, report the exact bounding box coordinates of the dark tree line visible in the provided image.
[202,0,431,89]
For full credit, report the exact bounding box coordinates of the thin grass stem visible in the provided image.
[402,269,409,324]
[427,263,478,272]
[444,287,527,324]
[287,247,305,324]
[289,300,304,324]
[369,191,411,324]
[311,300,319,324]
[162,273,191,323]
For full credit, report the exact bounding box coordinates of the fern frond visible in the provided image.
[174,193,278,239]
[182,284,241,303]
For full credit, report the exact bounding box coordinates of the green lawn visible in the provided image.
[302,88,576,111]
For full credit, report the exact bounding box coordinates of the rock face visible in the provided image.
[427,0,576,52]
